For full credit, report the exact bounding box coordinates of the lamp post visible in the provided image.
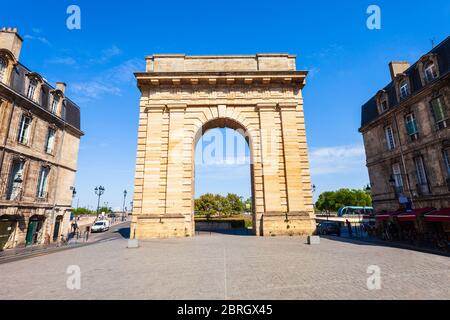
[122,190,128,222]
[123,190,127,212]
[94,186,105,214]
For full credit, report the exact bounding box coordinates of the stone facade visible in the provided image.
[360,37,450,213]
[132,54,316,239]
[0,28,83,249]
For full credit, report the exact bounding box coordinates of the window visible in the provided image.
[27,79,37,100]
[443,149,450,177]
[37,166,49,199]
[405,113,419,141]
[0,57,6,83]
[431,97,447,130]
[7,161,24,200]
[385,126,396,150]
[18,115,32,145]
[45,128,56,154]
[392,163,404,194]
[379,96,388,113]
[50,96,59,114]
[424,62,438,83]
[400,80,409,99]
[414,156,430,195]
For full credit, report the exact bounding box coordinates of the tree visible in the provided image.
[194,193,247,217]
[315,188,372,213]
[71,207,95,216]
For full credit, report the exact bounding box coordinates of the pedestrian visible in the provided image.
[346,219,353,238]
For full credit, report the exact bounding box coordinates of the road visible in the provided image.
[0,221,131,265]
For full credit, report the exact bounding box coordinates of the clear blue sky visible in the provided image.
[1,0,449,210]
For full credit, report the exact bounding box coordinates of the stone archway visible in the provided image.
[194,117,256,234]
[131,54,316,239]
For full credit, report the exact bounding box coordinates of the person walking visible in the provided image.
[346,219,353,238]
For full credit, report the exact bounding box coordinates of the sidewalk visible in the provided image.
[0,241,88,265]
[335,227,450,257]
[0,219,130,264]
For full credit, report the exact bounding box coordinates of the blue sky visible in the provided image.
[1,0,449,210]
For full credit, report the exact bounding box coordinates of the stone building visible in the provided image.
[360,37,450,213]
[0,28,83,250]
[132,54,316,239]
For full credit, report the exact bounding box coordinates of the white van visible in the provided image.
[91,220,110,233]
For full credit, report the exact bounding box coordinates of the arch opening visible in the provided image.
[193,118,256,235]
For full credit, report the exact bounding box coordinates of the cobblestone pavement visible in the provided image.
[0,233,449,300]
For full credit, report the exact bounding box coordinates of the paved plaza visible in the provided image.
[0,232,449,300]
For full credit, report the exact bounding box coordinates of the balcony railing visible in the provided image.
[35,192,49,203]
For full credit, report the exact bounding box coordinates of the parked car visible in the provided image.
[317,222,341,236]
[91,220,110,233]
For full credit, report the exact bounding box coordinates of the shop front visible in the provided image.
[0,215,18,250]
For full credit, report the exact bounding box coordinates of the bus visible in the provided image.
[338,206,374,217]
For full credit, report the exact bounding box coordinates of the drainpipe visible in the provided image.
[393,111,415,207]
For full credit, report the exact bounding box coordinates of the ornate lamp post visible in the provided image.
[123,190,127,212]
[122,190,128,221]
[94,186,105,214]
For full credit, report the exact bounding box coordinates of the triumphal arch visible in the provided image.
[131,54,316,239]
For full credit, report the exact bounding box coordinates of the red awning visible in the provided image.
[397,208,435,222]
[376,212,398,221]
[425,208,450,222]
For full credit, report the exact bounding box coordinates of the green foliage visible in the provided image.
[195,193,248,216]
[315,188,372,213]
[97,206,113,214]
[71,207,95,216]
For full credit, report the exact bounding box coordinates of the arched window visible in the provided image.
[424,62,438,83]
[27,79,38,100]
[378,94,388,114]
[0,57,7,83]
[50,96,59,114]
[399,80,410,99]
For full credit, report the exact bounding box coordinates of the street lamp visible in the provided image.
[123,190,127,212]
[94,186,105,214]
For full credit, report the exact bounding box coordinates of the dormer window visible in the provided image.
[399,80,410,99]
[27,79,37,100]
[377,92,389,114]
[51,96,59,114]
[424,62,438,84]
[0,57,6,83]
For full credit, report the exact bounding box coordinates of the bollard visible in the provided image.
[307,236,321,245]
[127,239,139,249]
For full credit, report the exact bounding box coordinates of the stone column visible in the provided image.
[163,104,191,237]
[257,103,283,213]
[132,105,165,239]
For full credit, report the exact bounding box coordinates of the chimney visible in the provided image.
[389,61,410,80]
[0,27,23,60]
[56,82,66,94]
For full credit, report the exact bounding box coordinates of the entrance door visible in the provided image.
[53,216,62,241]
[26,220,38,246]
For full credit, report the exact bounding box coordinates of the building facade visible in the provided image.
[360,37,450,213]
[0,28,83,250]
[132,54,316,239]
